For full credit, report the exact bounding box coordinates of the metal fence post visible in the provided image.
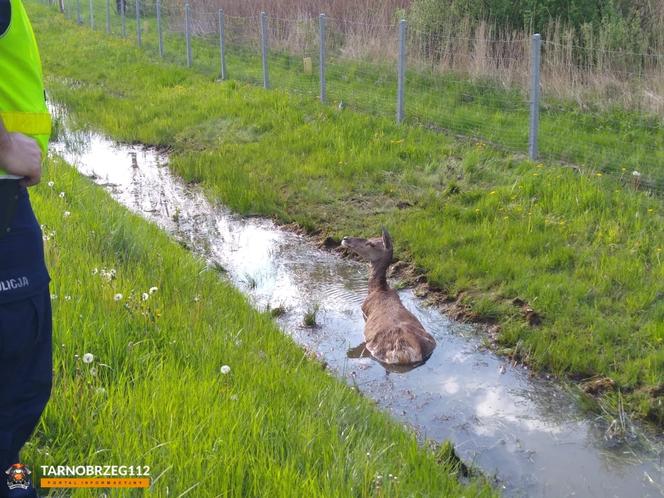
[76,0,81,24]
[260,11,269,89]
[185,3,192,67]
[135,0,142,47]
[105,0,110,33]
[319,13,326,103]
[219,9,227,79]
[529,33,542,161]
[120,0,126,37]
[157,0,163,57]
[89,0,94,29]
[396,19,407,124]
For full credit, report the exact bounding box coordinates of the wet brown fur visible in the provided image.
[342,229,436,365]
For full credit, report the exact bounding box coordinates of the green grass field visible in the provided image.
[29,2,664,427]
[24,157,493,496]
[59,0,664,189]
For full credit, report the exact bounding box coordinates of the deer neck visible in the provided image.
[368,258,390,293]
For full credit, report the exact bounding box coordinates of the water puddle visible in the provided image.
[50,110,663,497]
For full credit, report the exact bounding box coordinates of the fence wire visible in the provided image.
[51,0,664,194]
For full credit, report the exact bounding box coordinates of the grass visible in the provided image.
[61,0,664,188]
[30,3,664,425]
[23,157,494,496]
[303,303,320,328]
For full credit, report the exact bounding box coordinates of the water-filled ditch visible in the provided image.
[50,110,663,497]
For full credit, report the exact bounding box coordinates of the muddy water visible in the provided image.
[50,115,663,498]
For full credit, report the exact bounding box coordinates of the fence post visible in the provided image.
[89,0,94,29]
[76,0,81,24]
[157,0,163,57]
[260,11,269,89]
[396,19,407,124]
[185,3,192,67]
[219,9,227,79]
[528,33,542,161]
[135,0,142,47]
[319,13,326,103]
[105,0,110,33]
[120,0,126,37]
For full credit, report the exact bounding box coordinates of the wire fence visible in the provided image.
[47,0,664,193]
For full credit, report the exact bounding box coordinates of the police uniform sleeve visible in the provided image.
[0,0,10,36]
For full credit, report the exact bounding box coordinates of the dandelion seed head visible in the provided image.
[142,293,149,301]
[149,286,158,294]
[220,365,231,375]
[59,191,65,198]
[89,367,98,376]
[63,211,71,217]
[83,353,94,364]
[114,293,123,301]
[47,181,54,187]
[632,170,641,177]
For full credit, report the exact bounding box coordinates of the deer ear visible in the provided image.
[381,227,393,251]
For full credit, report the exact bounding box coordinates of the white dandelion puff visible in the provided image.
[63,211,71,217]
[114,293,123,301]
[220,365,231,375]
[59,191,65,198]
[632,170,641,177]
[142,293,149,301]
[83,353,94,364]
[149,286,158,294]
[47,181,54,188]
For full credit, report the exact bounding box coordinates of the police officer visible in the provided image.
[0,0,52,496]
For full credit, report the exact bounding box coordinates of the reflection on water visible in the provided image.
[50,110,664,498]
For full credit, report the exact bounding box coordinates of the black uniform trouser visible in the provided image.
[0,288,52,497]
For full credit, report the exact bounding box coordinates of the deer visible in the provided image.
[341,228,436,366]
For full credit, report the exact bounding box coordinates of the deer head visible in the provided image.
[341,227,393,266]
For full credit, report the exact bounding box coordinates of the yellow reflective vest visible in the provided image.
[0,0,51,178]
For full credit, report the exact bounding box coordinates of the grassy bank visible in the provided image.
[30,4,664,425]
[24,156,492,496]
[60,0,664,190]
